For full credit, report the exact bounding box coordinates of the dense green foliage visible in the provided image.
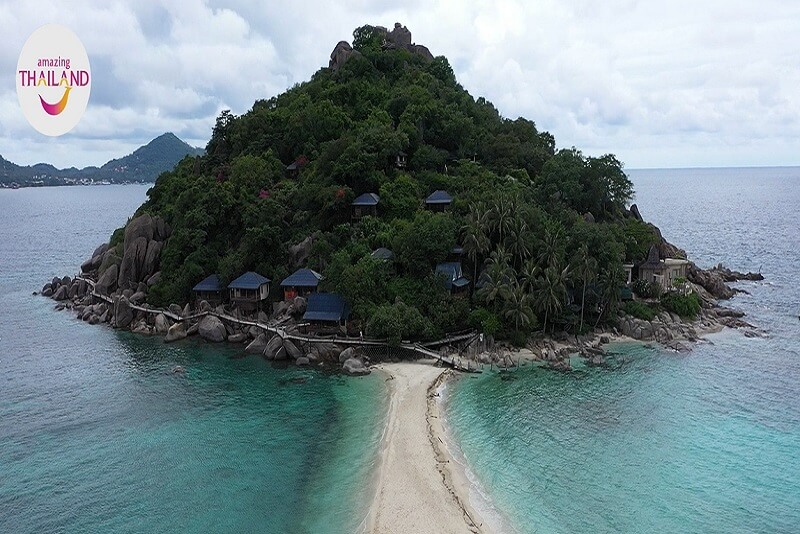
[661,292,701,319]
[127,27,652,340]
[623,301,658,321]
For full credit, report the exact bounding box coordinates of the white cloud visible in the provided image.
[0,0,799,168]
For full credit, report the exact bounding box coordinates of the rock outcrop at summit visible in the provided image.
[329,23,434,71]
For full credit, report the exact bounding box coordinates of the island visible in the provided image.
[39,23,764,533]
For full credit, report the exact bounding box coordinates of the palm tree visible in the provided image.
[505,215,531,269]
[595,264,625,327]
[462,205,491,284]
[503,282,535,335]
[573,244,598,333]
[519,259,540,293]
[489,196,514,244]
[533,261,571,333]
[536,222,564,272]
[477,248,514,310]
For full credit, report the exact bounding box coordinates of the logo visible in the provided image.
[16,24,91,136]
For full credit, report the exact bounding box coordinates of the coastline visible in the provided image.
[366,361,489,534]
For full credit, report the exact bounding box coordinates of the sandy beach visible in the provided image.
[366,361,490,534]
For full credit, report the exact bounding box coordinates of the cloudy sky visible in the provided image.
[2,0,799,169]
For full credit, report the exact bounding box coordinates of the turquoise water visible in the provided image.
[0,186,386,534]
[447,167,800,533]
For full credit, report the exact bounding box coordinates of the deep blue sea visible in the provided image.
[0,186,386,534]
[446,167,800,533]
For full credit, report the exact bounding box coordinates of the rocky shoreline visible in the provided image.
[40,213,765,376]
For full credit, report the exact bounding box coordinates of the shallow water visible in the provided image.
[0,186,387,534]
[447,167,800,533]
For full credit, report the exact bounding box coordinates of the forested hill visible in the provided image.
[0,133,203,186]
[127,23,661,343]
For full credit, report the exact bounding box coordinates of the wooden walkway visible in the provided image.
[77,276,479,372]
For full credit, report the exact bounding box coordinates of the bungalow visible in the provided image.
[425,190,453,212]
[285,156,308,179]
[303,293,350,328]
[435,262,470,295]
[192,274,223,305]
[228,271,271,311]
[280,268,323,300]
[352,192,380,219]
[638,245,691,292]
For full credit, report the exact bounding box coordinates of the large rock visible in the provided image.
[164,322,187,342]
[154,313,170,335]
[387,22,412,48]
[123,214,156,248]
[228,333,248,343]
[291,296,307,315]
[338,347,356,363]
[283,339,303,360]
[142,240,163,281]
[96,263,119,295]
[295,357,310,366]
[117,236,148,290]
[410,44,434,61]
[245,333,269,354]
[146,272,161,287]
[343,357,370,376]
[41,286,54,297]
[263,335,285,360]
[329,41,361,71]
[198,315,227,342]
[53,285,68,301]
[289,235,315,268]
[113,296,135,328]
[168,303,182,317]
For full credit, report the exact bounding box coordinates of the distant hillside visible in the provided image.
[0,133,204,187]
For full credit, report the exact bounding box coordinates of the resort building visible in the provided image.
[425,190,453,212]
[303,293,350,329]
[192,274,223,305]
[352,192,380,220]
[637,245,691,292]
[228,271,271,311]
[280,268,323,300]
[623,263,634,285]
[435,262,471,295]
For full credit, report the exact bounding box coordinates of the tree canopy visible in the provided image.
[119,26,645,341]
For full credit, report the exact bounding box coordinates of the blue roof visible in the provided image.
[452,277,471,289]
[303,293,350,323]
[436,262,467,290]
[352,192,380,206]
[228,271,271,290]
[281,268,323,288]
[193,274,222,292]
[425,190,453,204]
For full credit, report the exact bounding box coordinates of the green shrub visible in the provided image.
[632,278,662,299]
[366,300,435,346]
[509,330,528,348]
[623,300,657,321]
[468,307,501,336]
[661,292,701,319]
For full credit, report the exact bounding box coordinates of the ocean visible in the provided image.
[2,168,799,533]
[445,167,800,533]
[0,185,387,534]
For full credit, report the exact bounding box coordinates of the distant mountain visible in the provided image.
[0,133,204,187]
